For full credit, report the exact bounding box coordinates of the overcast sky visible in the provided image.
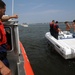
[3,0,75,24]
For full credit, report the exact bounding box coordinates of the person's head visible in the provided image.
[51,20,55,24]
[65,21,68,24]
[0,0,6,18]
[52,20,55,22]
[56,21,58,24]
[72,20,75,25]
[73,20,75,23]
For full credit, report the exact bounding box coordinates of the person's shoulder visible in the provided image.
[50,22,52,24]
[55,24,59,27]
[54,24,58,26]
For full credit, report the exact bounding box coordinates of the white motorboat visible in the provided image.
[21,23,28,27]
[45,31,75,59]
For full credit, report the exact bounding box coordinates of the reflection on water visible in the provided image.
[19,23,75,75]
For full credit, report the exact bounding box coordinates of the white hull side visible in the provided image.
[45,32,75,59]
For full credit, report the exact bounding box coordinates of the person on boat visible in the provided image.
[1,14,18,50]
[72,20,75,32]
[0,0,9,67]
[49,20,55,36]
[53,21,61,39]
[0,0,14,75]
[64,21,71,31]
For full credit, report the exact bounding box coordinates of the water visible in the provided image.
[19,23,75,75]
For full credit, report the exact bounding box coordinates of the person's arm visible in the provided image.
[57,25,61,32]
[58,28,61,32]
[67,24,71,28]
[1,14,18,22]
[8,14,18,19]
[0,60,12,75]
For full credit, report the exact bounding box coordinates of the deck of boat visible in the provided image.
[58,38,75,49]
[3,21,34,75]
[7,51,18,75]
[7,50,25,75]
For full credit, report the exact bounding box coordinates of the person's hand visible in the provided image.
[0,61,12,75]
[0,66,12,75]
[12,14,18,19]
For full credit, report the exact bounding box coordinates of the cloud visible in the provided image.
[31,3,45,10]
[21,9,62,17]
[41,10,62,14]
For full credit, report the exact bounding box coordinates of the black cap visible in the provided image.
[73,20,75,22]
[56,21,58,23]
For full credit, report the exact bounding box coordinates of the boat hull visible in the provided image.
[45,32,75,59]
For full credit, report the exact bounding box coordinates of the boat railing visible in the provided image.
[3,20,34,75]
[4,20,21,55]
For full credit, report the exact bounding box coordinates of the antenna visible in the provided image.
[12,0,14,15]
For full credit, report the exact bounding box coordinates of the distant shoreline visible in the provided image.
[28,21,72,25]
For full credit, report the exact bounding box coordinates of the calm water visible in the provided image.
[19,23,75,75]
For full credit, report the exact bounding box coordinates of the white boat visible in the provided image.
[45,31,75,59]
[4,20,34,75]
[21,23,28,27]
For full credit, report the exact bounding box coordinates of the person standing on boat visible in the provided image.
[53,21,61,39]
[49,20,55,36]
[1,14,18,50]
[0,0,9,67]
[0,0,12,75]
[64,21,71,31]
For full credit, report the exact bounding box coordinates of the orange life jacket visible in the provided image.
[0,21,7,45]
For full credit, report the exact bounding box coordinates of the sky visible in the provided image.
[3,0,75,24]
